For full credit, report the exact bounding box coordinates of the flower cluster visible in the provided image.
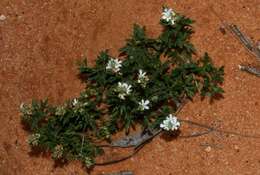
[71,98,90,114]
[138,99,150,111]
[84,157,94,168]
[72,98,79,106]
[137,69,149,88]
[27,133,41,146]
[161,7,176,25]
[55,106,66,116]
[99,126,111,139]
[160,114,180,131]
[20,103,32,115]
[115,82,132,100]
[52,145,64,160]
[106,58,122,73]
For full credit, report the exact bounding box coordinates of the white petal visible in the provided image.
[20,103,24,110]
[145,100,150,105]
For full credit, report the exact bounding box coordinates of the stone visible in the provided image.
[0,15,6,21]
[205,146,212,152]
[234,145,239,152]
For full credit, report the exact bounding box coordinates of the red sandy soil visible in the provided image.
[1,0,260,174]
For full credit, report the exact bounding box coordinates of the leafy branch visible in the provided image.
[21,6,224,169]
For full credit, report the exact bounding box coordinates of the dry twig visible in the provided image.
[95,100,260,166]
[210,6,260,76]
[238,65,260,76]
[102,171,134,175]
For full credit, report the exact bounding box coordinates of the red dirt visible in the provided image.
[1,0,260,174]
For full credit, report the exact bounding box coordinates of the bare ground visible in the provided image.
[1,0,260,174]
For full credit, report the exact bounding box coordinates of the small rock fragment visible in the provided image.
[0,14,6,21]
[205,146,212,152]
[234,145,239,152]
[219,26,226,35]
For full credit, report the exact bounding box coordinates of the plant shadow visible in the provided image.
[160,130,181,142]
[53,159,68,168]
[28,147,68,169]
[200,93,224,104]
[28,146,49,158]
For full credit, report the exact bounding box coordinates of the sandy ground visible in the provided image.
[1,0,260,174]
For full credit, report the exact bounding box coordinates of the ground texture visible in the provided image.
[1,0,260,174]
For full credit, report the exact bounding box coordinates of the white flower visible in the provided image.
[55,106,66,116]
[106,58,122,73]
[20,103,32,115]
[137,69,149,87]
[161,8,176,25]
[116,82,132,100]
[160,114,180,131]
[28,133,41,146]
[72,98,78,106]
[138,69,146,78]
[138,99,150,111]
[118,93,125,100]
[52,145,64,160]
[84,157,94,168]
[137,69,148,81]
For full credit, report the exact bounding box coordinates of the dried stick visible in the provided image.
[179,119,260,139]
[238,65,260,77]
[210,6,259,58]
[95,98,260,166]
[228,25,260,60]
[103,171,134,175]
[95,141,146,166]
[210,6,260,77]
[95,129,213,166]
[95,118,260,166]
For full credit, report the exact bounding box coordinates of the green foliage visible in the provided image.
[21,7,224,169]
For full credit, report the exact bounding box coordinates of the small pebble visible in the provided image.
[0,14,6,21]
[224,161,229,165]
[234,145,239,152]
[205,146,212,152]
[219,26,226,35]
